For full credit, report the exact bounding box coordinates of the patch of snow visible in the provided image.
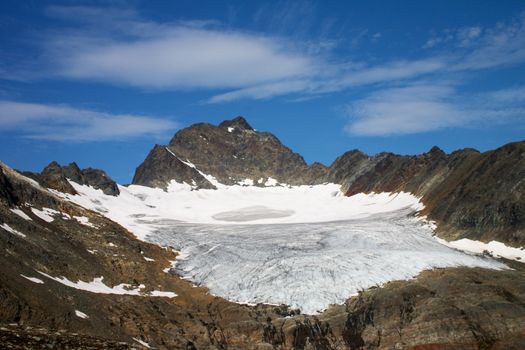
[237,178,254,186]
[75,310,89,319]
[0,162,43,190]
[1,223,26,238]
[227,127,234,133]
[212,206,294,222]
[148,290,177,297]
[108,242,116,247]
[165,147,195,168]
[38,272,144,295]
[133,338,152,348]
[144,257,155,262]
[31,207,59,222]
[66,181,432,237]
[37,272,176,298]
[434,237,525,262]
[264,177,278,187]
[20,275,44,284]
[73,216,96,228]
[10,208,32,221]
[164,148,221,187]
[87,249,97,254]
[257,178,264,184]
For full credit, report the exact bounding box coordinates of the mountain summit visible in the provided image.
[132,117,327,188]
[132,117,524,248]
[218,116,254,131]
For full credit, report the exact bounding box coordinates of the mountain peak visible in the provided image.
[219,116,253,131]
[428,146,445,155]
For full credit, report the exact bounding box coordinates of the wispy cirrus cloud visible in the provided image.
[209,13,525,103]
[344,84,525,136]
[209,59,446,103]
[343,14,525,136]
[0,101,178,142]
[423,26,483,49]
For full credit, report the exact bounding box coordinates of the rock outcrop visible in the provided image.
[24,161,120,196]
[133,116,327,188]
[329,142,525,246]
[132,116,524,247]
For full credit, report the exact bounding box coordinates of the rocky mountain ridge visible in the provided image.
[133,117,327,189]
[133,116,524,247]
[328,141,525,246]
[23,161,119,196]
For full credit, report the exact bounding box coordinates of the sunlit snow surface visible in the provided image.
[61,181,506,314]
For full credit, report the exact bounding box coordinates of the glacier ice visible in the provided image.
[147,207,504,314]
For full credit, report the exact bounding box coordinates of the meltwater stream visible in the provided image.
[146,207,504,314]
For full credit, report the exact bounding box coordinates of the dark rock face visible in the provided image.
[133,116,327,188]
[330,141,525,246]
[79,168,120,196]
[133,145,216,189]
[337,266,525,350]
[27,162,120,196]
[40,161,78,195]
[132,116,524,247]
[0,167,16,206]
[218,115,254,130]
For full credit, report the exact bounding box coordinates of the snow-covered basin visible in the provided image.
[62,181,506,314]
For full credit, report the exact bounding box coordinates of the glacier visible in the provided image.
[58,181,506,314]
[147,208,503,314]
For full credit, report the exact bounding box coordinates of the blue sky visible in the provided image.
[1,0,524,183]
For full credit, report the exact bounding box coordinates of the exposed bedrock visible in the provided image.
[332,141,525,247]
[133,116,328,188]
[133,116,524,247]
[22,161,120,196]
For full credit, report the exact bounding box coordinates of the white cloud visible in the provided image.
[54,28,314,89]
[209,13,525,103]
[457,26,482,47]
[345,84,525,136]
[488,86,525,102]
[3,5,525,108]
[452,16,525,70]
[328,59,446,91]
[208,80,313,103]
[345,85,467,136]
[208,59,446,102]
[0,101,177,142]
[41,7,316,90]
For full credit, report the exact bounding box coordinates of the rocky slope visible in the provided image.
[133,117,524,247]
[1,160,525,349]
[328,142,525,247]
[23,161,120,196]
[133,117,327,188]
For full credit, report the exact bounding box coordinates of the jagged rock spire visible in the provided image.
[219,116,253,131]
